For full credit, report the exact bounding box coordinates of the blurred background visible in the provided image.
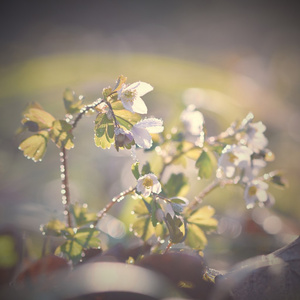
[1,0,300,269]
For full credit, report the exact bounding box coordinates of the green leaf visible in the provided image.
[50,120,74,149]
[141,162,151,176]
[111,101,141,129]
[63,88,84,114]
[43,219,66,236]
[22,108,55,130]
[151,200,159,227]
[0,235,18,268]
[70,203,98,227]
[195,150,214,179]
[113,75,127,92]
[185,223,207,250]
[55,240,83,264]
[131,162,140,180]
[188,206,218,232]
[94,113,115,149]
[132,197,151,216]
[189,205,216,221]
[131,216,155,241]
[163,173,189,197]
[19,131,49,162]
[165,214,184,243]
[74,228,100,248]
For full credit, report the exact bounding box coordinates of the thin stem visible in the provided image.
[60,147,72,227]
[93,187,136,227]
[72,98,104,129]
[163,241,173,254]
[186,180,221,214]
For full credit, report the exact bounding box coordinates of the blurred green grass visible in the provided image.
[0,52,299,265]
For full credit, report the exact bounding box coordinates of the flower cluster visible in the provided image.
[96,79,164,152]
[216,113,274,208]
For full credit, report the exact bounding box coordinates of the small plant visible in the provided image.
[12,75,290,298]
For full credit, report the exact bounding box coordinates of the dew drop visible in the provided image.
[89,224,94,229]
[61,190,66,195]
[63,210,68,216]
[197,176,201,180]
[83,203,88,208]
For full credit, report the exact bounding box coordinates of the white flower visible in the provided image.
[239,121,268,153]
[136,173,162,197]
[243,158,267,182]
[118,81,153,114]
[217,145,253,178]
[131,118,164,149]
[244,179,271,208]
[180,105,204,136]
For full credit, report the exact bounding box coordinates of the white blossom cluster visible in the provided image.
[114,81,164,150]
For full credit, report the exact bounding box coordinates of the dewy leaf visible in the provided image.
[113,75,127,92]
[185,223,207,250]
[74,228,100,249]
[164,173,189,197]
[94,113,114,149]
[195,150,214,179]
[22,108,55,130]
[55,240,83,264]
[111,101,141,130]
[131,162,140,180]
[63,88,84,115]
[43,219,66,236]
[70,203,97,227]
[19,130,49,162]
[50,120,74,149]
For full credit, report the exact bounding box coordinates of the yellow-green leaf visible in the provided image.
[111,101,141,129]
[131,216,154,241]
[43,219,66,236]
[185,223,207,250]
[113,75,127,92]
[50,120,74,149]
[70,203,97,227]
[94,113,114,149]
[22,108,55,130]
[63,88,84,114]
[195,150,214,179]
[0,235,18,268]
[19,131,49,162]
[189,205,216,221]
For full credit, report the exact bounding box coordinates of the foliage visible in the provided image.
[12,75,290,298]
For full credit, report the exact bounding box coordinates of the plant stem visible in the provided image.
[93,187,136,226]
[60,147,72,227]
[72,98,104,130]
[163,241,173,254]
[186,180,221,213]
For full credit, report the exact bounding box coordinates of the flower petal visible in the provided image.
[131,96,148,114]
[134,118,164,133]
[135,82,153,96]
[131,126,153,149]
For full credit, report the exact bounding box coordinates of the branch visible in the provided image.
[60,147,72,227]
[93,187,136,226]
